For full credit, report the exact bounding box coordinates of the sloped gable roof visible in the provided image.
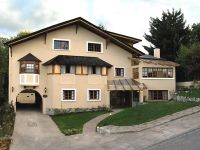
[18,53,41,62]
[43,55,112,67]
[6,17,144,56]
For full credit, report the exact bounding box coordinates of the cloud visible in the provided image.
[0,0,200,53]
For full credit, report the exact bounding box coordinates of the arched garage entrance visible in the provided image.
[16,89,42,111]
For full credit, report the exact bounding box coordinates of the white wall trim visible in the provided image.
[86,41,103,53]
[61,88,76,101]
[87,88,101,101]
[52,38,71,50]
[114,66,126,77]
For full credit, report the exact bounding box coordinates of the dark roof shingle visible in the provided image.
[43,55,112,67]
[18,53,41,62]
[139,55,166,60]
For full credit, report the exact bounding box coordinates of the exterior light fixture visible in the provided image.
[44,87,47,93]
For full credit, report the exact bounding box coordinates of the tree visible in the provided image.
[0,38,9,105]
[10,31,31,40]
[176,43,200,81]
[190,23,200,44]
[144,9,189,61]
[98,23,106,30]
[0,31,31,105]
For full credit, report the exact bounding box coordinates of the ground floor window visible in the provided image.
[87,89,101,101]
[62,89,76,101]
[148,90,168,100]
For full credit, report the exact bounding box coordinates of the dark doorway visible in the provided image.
[16,89,42,111]
[110,91,132,108]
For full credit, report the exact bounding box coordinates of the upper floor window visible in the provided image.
[88,66,101,75]
[142,67,173,78]
[20,61,39,74]
[87,42,103,52]
[61,65,75,74]
[115,67,125,77]
[53,39,70,50]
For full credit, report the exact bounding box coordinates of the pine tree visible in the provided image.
[144,9,189,61]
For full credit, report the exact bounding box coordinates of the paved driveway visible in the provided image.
[10,110,63,150]
[10,110,200,150]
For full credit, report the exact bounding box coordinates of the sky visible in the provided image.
[1,0,200,53]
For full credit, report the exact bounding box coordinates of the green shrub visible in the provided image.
[0,103,15,137]
[63,128,82,135]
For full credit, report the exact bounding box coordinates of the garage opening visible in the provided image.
[16,89,42,111]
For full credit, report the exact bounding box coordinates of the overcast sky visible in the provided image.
[1,0,200,53]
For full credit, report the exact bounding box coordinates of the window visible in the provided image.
[87,42,102,52]
[148,90,168,100]
[62,89,76,101]
[133,68,139,79]
[142,67,173,78]
[53,39,69,50]
[115,67,125,77]
[88,89,101,101]
[88,66,101,75]
[20,61,39,74]
[60,65,75,74]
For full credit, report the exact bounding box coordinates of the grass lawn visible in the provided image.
[177,89,200,98]
[98,101,200,127]
[51,111,108,135]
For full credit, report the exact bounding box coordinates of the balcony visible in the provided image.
[20,74,39,86]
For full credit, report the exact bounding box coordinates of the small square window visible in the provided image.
[62,89,76,101]
[87,42,102,52]
[88,90,101,101]
[115,68,125,77]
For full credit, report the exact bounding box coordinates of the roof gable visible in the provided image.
[18,53,41,62]
[6,17,144,56]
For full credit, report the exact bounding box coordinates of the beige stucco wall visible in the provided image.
[133,61,176,100]
[9,25,132,113]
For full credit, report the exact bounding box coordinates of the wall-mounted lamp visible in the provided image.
[44,87,47,93]
[12,86,14,92]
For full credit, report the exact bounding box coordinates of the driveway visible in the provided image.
[10,110,63,150]
[10,109,200,150]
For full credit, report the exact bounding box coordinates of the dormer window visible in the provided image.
[20,62,39,74]
[18,53,41,74]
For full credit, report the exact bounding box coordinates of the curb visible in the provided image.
[142,126,200,150]
[97,106,200,134]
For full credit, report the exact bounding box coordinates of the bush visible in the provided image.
[0,104,15,137]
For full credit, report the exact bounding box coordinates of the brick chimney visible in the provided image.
[154,48,160,58]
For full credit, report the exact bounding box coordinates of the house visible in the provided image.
[6,17,178,114]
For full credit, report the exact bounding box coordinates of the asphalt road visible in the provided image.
[145,127,200,150]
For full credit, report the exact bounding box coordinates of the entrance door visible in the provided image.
[110,91,132,108]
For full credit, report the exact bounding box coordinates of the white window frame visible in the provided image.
[52,38,71,50]
[114,67,125,77]
[86,41,103,53]
[61,88,76,101]
[87,89,101,101]
[141,67,174,80]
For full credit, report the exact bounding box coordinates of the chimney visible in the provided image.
[154,48,160,58]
